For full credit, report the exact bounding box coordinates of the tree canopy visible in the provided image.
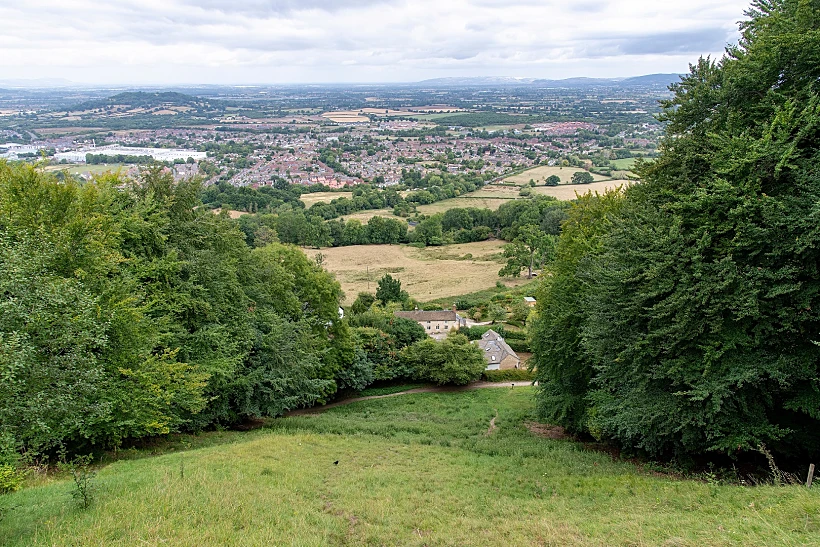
[533,0,820,460]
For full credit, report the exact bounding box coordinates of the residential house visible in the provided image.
[394,306,466,337]
[474,329,520,370]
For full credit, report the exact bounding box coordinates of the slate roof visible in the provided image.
[474,329,519,365]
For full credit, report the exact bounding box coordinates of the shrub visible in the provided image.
[481,369,535,382]
[0,465,23,495]
[506,339,531,353]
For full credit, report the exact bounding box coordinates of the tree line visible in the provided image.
[531,0,820,463]
[0,162,488,462]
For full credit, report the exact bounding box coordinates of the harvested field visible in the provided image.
[321,111,370,123]
[308,240,528,304]
[533,180,631,200]
[504,165,609,185]
[299,191,353,208]
[211,208,249,219]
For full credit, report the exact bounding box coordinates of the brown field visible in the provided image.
[211,208,249,219]
[533,180,631,200]
[504,165,609,185]
[321,111,370,123]
[309,240,528,304]
[299,191,353,208]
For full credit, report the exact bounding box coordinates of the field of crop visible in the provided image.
[311,240,528,304]
[534,180,632,200]
[3,388,817,546]
[299,191,354,208]
[504,165,609,185]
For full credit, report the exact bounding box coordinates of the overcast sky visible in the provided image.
[0,0,751,85]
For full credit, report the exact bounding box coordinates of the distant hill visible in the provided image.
[70,91,212,110]
[416,74,682,89]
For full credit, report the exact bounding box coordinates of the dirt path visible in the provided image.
[286,382,533,417]
[486,409,499,436]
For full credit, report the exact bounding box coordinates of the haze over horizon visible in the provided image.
[1,0,750,86]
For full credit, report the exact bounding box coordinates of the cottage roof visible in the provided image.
[475,329,519,364]
[394,310,459,322]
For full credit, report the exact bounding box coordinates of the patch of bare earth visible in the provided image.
[525,421,572,441]
[486,409,499,436]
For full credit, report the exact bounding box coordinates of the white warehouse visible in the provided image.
[54,145,207,164]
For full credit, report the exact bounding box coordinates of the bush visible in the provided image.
[0,464,23,494]
[402,334,486,385]
[506,339,531,353]
[481,369,535,382]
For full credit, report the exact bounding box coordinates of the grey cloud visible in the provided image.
[177,0,397,15]
[617,28,732,55]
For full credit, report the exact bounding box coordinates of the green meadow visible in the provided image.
[2,388,818,546]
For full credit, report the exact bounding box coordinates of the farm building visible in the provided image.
[394,306,466,338]
[474,330,520,370]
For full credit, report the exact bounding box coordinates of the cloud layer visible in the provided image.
[0,0,751,84]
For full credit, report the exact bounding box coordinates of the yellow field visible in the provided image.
[415,179,631,213]
[299,191,354,208]
[321,111,370,123]
[534,180,631,200]
[504,165,609,185]
[309,241,527,304]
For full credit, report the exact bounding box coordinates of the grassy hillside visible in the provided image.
[2,388,817,546]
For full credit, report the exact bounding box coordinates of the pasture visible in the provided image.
[504,165,611,185]
[2,388,817,546]
[44,163,127,176]
[310,240,528,304]
[610,157,638,170]
[337,208,401,224]
[299,191,354,208]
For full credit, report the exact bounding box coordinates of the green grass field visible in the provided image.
[610,158,638,170]
[45,163,127,176]
[2,389,818,546]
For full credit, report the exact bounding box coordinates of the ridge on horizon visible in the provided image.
[0,73,683,89]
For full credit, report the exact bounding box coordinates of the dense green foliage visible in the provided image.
[0,163,353,454]
[533,1,820,460]
[401,334,487,385]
